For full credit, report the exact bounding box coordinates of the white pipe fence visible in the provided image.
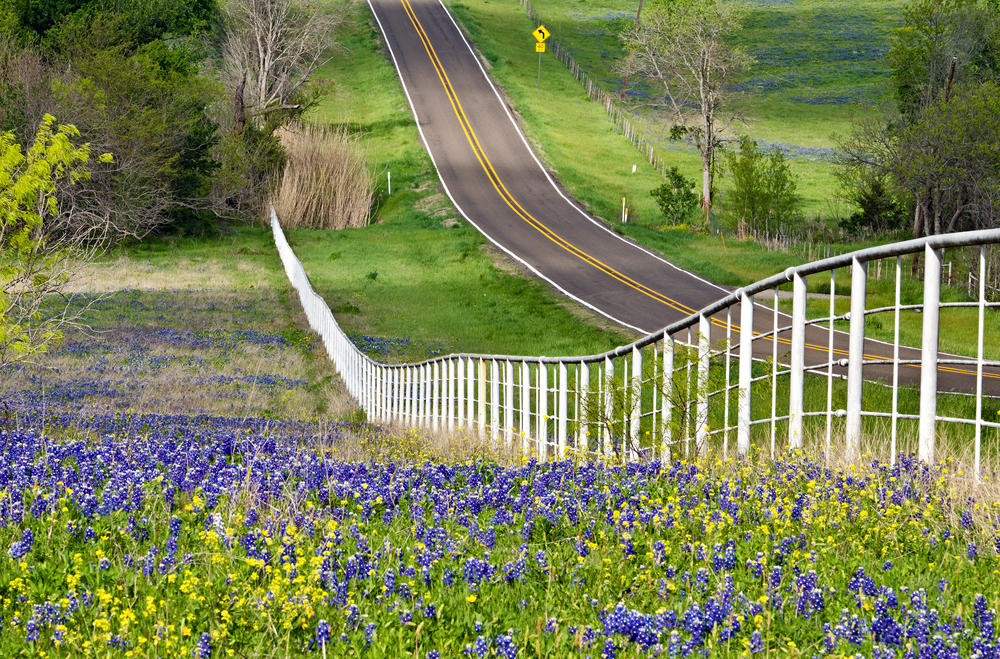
[273,208,1000,475]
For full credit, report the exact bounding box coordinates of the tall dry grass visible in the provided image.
[271,123,375,229]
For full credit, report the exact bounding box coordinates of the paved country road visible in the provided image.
[364,0,1000,396]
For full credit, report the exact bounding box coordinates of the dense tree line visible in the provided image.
[836,0,1000,238]
[0,0,343,240]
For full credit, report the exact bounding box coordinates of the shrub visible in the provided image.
[838,174,910,236]
[650,166,700,226]
[271,123,375,230]
[722,135,802,233]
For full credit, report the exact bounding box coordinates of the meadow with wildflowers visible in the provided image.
[6,426,1000,658]
[4,251,1000,659]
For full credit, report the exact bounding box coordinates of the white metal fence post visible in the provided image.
[975,246,987,481]
[432,361,440,432]
[417,364,425,427]
[891,257,902,465]
[458,356,465,429]
[738,292,753,456]
[826,270,836,460]
[580,361,590,453]
[478,359,487,439]
[604,356,613,459]
[505,360,514,447]
[631,345,642,458]
[789,271,808,449]
[846,256,868,462]
[558,362,568,457]
[919,246,942,464]
[770,292,778,458]
[662,336,674,462]
[696,314,710,456]
[391,367,399,423]
[491,359,500,441]
[538,360,548,458]
[376,364,384,422]
[520,361,530,452]
[468,358,476,433]
[447,359,455,433]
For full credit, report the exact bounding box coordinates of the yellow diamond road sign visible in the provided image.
[532,25,550,42]
[536,42,545,53]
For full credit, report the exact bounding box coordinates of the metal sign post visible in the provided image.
[532,25,550,89]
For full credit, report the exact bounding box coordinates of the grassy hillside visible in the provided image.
[502,0,906,218]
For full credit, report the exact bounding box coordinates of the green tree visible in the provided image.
[0,115,111,367]
[47,41,220,236]
[837,82,1000,236]
[650,166,700,226]
[624,0,751,211]
[722,136,801,233]
[12,0,216,45]
[836,170,910,236]
[887,0,998,119]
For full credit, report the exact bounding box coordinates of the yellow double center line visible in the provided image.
[400,0,692,318]
[399,0,997,381]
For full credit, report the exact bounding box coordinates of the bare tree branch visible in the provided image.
[220,0,346,130]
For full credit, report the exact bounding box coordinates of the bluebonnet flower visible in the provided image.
[495,632,518,658]
[9,528,34,560]
[316,620,331,648]
[364,622,376,646]
[195,633,212,658]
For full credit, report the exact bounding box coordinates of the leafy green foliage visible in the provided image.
[887,0,998,119]
[649,167,700,226]
[837,171,910,236]
[721,136,802,232]
[0,0,229,235]
[0,115,109,366]
[12,0,216,46]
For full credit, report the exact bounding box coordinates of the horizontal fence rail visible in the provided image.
[273,209,1000,476]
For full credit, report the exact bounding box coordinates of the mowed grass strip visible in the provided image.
[286,226,635,360]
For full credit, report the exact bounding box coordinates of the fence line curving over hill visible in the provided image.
[273,208,1000,477]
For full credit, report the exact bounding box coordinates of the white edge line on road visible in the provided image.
[365,0,650,335]
[435,0,730,297]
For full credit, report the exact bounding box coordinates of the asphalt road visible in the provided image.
[366,0,1000,397]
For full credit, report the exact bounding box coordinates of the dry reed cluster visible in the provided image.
[271,123,375,230]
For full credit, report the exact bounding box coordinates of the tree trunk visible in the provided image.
[932,188,941,236]
[945,187,964,233]
[233,71,247,136]
[702,159,711,210]
[911,195,927,278]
